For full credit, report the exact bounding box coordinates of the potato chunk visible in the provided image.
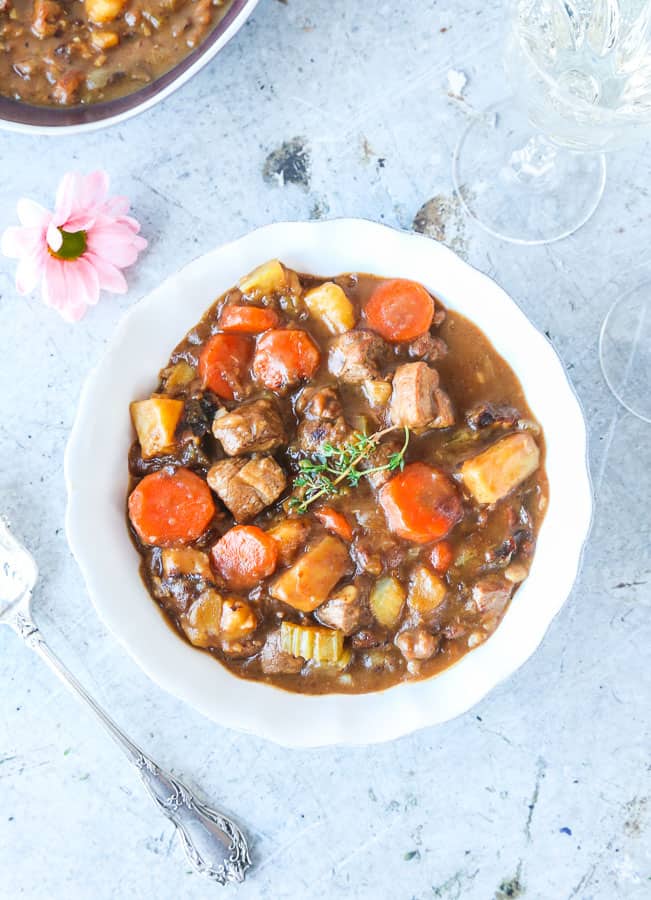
[181,593,257,647]
[181,590,223,648]
[304,282,355,335]
[269,536,353,612]
[86,0,127,24]
[267,518,311,566]
[460,432,540,505]
[239,259,287,297]
[369,576,406,627]
[219,597,258,641]
[163,361,196,394]
[407,565,446,617]
[130,397,184,459]
[161,548,212,580]
[363,379,392,408]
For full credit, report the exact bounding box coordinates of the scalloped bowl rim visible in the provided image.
[64,218,592,747]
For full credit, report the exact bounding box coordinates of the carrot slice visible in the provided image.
[252,329,321,392]
[314,506,354,542]
[379,462,462,543]
[198,333,252,399]
[219,305,280,334]
[210,525,278,590]
[365,279,434,342]
[428,540,454,575]
[128,468,215,546]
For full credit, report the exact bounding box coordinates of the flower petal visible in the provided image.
[61,214,96,233]
[1,225,41,258]
[41,256,68,309]
[73,256,101,306]
[46,221,63,252]
[86,223,146,268]
[54,172,81,225]
[15,247,46,295]
[101,195,130,217]
[16,198,51,228]
[84,250,128,294]
[79,170,110,212]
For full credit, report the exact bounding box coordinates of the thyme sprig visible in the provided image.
[289,425,410,514]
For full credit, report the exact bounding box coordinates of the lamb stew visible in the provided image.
[0,0,234,106]
[127,260,548,694]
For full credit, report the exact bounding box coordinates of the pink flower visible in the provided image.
[1,170,147,322]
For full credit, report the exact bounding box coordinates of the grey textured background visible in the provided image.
[1,2,650,899]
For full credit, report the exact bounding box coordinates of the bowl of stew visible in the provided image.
[65,219,592,746]
[0,0,259,132]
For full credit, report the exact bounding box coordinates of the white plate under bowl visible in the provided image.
[65,219,592,747]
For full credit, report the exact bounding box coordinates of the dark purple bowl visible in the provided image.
[0,0,259,134]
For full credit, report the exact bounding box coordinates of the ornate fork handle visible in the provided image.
[13,610,251,885]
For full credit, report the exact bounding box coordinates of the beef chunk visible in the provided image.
[212,399,286,456]
[259,629,304,674]
[295,386,350,454]
[360,437,402,489]
[221,635,265,659]
[316,584,364,635]
[395,628,439,661]
[328,330,387,383]
[471,577,513,615]
[207,456,286,522]
[389,362,455,430]
[466,402,520,431]
[408,333,448,363]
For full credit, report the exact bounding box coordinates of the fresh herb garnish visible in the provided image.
[289,426,410,514]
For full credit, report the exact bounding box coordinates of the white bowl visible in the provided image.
[65,219,592,747]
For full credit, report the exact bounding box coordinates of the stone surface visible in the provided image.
[1,2,650,899]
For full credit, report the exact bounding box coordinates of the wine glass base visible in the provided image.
[599,284,651,423]
[452,99,607,245]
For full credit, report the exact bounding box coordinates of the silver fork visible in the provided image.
[0,517,251,885]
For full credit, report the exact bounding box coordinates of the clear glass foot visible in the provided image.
[600,284,651,423]
[452,99,607,245]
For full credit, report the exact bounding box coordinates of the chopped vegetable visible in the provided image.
[219,597,258,640]
[130,396,184,459]
[314,506,353,541]
[407,565,447,616]
[252,329,321,392]
[365,279,434,342]
[369,576,406,627]
[269,535,352,612]
[181,590,223,648]
[280,621,344,663]
[198,333,252,400]
[460,433,540,505]
[304,282,355,335]
[363,379,392,408]
[163,361,196,394]
[379,462,462,543]
[428,540,454,575]
[86,0,127,24]
[210,525,278,590]
[128,468,215,546]
[219,305,280,334]
[239,259,288,297]
[267,518,311,566]
[161,547,212,580]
